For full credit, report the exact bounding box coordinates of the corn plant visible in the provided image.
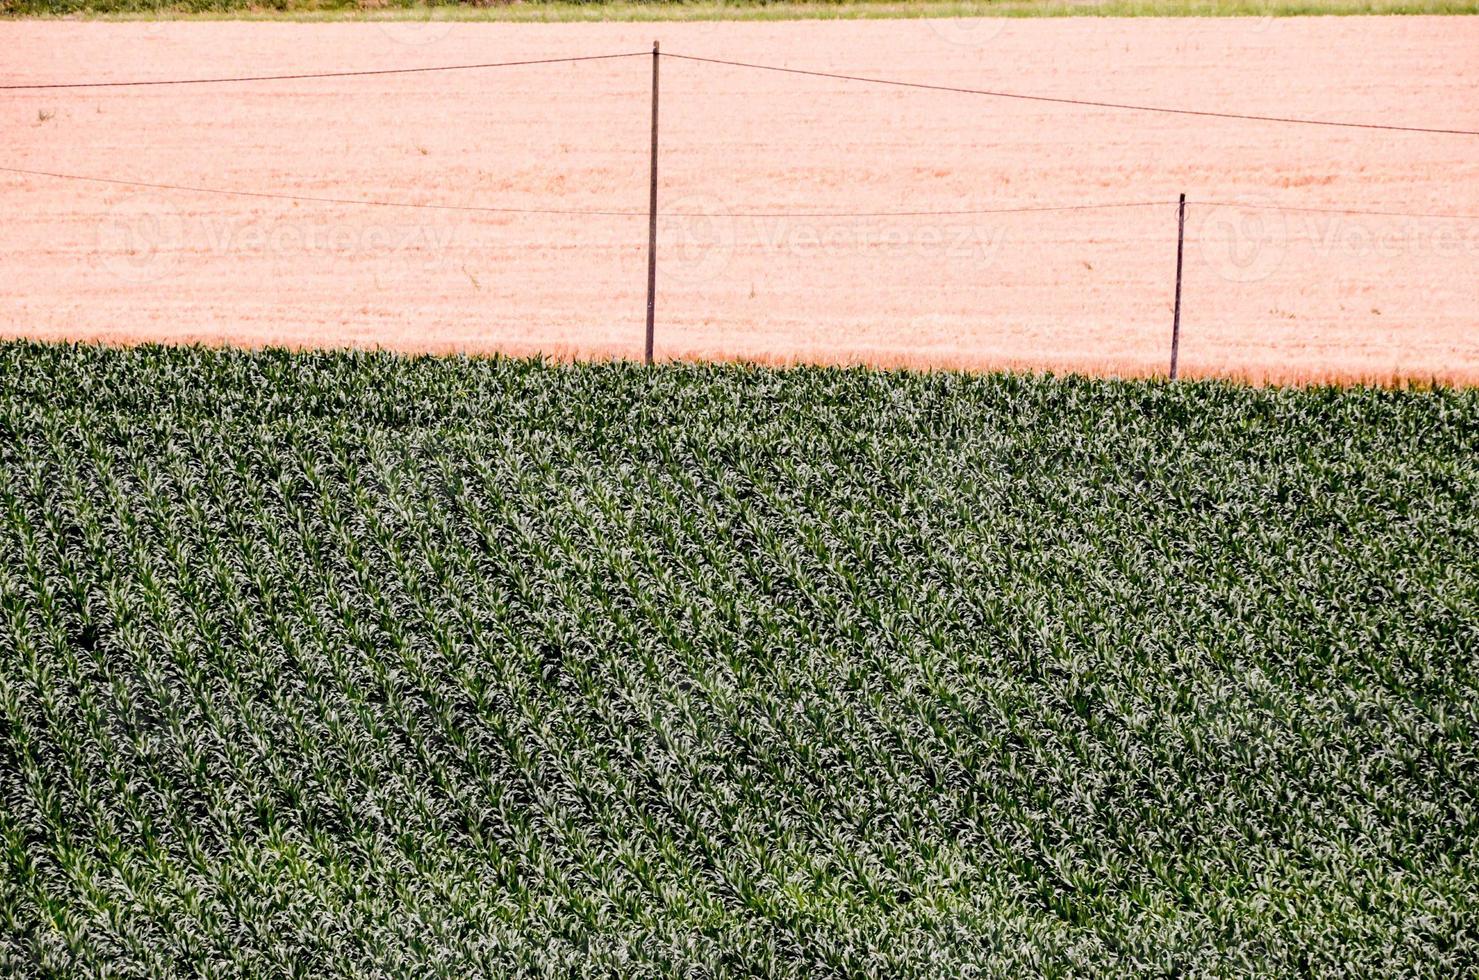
[0,340,1476,977]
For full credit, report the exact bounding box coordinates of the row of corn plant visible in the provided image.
[1,340,1476,977]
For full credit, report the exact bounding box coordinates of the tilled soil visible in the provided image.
[4,17,1476,383]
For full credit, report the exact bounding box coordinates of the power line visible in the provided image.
[0,166,1174,218]
[703,201,1174,218]
[663,52,1479,138]
[7,44,1474,137]
[1195,199,1479,221]
[0,166,647,216]
[7,167,1477,223]
[8,45,1476,138]
[0,51,648,90]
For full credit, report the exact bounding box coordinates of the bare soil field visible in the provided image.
[3,18,1476,383]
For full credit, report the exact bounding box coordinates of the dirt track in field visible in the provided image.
[3,18,1477,383]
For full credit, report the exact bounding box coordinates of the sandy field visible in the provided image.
[3,18,1477,383]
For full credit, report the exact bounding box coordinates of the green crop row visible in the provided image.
[0,340,1475,976]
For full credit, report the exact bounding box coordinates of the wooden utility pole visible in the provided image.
[1170,193,1187,380]
[644,41,660,365]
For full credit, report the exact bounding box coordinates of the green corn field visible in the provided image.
[1,340,1475,977]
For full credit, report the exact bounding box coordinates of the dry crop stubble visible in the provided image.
[2,17,1476,381]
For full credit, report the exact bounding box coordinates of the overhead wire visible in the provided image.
[662,51,1479,138]
[0,166,648,216]
[5,44,1477,222]
[0,51,649,90]
[6,167,1477,223]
